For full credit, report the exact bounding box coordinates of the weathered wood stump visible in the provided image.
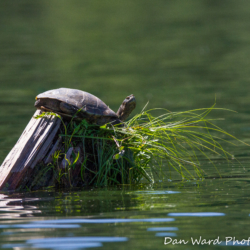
[0,111,133,191]
[0,111,61,191]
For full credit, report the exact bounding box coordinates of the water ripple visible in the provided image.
[2,237,128,250]
[155,232,177,237]
[147,227,178,231]
[32,218,175,224]
[133,190,181,195]
[167,212,225,217]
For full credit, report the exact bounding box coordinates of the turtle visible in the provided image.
[34,88,136,126]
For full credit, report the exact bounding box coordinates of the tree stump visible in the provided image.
[0,111,61,191]
[0,110,134,191]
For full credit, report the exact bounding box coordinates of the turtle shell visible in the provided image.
[36,88,117,117]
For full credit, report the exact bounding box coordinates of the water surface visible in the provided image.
[1,1,250,249]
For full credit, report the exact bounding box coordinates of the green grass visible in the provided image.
[35,103,244,186]
[115,104,241,181]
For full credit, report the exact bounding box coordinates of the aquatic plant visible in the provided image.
[35,103,241,186]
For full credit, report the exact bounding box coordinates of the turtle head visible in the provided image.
[34,97,42,108]
[116,94,136,122]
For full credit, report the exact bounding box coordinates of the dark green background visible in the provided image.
[1,1,250,249]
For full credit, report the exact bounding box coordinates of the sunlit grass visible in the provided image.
[114,103,243,181]
[36,103,244,186]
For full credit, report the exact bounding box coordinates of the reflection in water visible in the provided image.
[0,194,41,218]
[132,191,181,195]
[155,232,177,237]
[0,192,178,249]
[12,224,80,229]
[147,227,178,231]
[33,218,174,224]
[168,212,225,217]
[148,227,178,238]
[3,237,127,249]
[0,216,175,249]
[1,181,250,249]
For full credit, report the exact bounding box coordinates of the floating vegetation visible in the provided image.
[35,103,242,187]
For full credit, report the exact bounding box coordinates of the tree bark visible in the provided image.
[0,111,61,191]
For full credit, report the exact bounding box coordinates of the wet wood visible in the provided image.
[0,110,61,191]
[44,136,62,165]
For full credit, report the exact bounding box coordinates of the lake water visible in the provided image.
[1,1,250,249]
